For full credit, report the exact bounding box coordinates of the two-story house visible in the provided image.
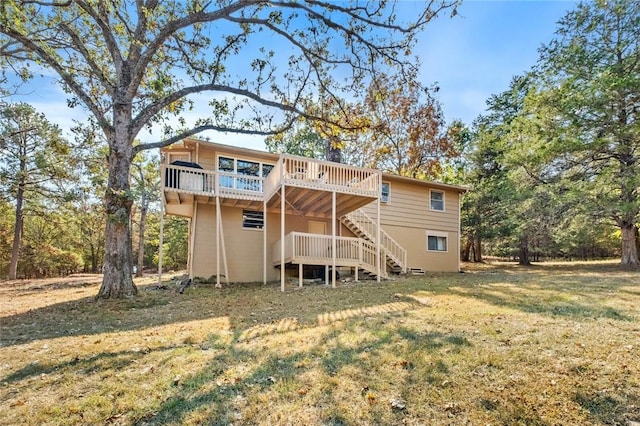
[160,138,467,290]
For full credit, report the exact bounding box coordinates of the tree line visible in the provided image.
[454,0,639,266]
[0,102,188,279]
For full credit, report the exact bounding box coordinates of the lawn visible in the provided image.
[1,261,639,425]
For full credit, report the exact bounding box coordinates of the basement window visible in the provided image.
[427,231,448,252]
[242,210,264,230]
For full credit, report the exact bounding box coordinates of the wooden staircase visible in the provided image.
[341,209,407,274]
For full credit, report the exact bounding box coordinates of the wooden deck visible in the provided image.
[162,154,382,218]
[271,232,384,279]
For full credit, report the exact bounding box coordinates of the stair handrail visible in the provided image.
[343,209,407,272]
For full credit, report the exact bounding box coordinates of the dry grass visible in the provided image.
[1,261,639,425]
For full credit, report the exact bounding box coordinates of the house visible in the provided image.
[160,138,467,290]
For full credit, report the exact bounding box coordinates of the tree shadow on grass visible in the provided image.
[0,279,422,348]
[136,324,473,425]
[2,344,179,384]
[575,390,640,425]
[437,268,637,322]
[2,263,637,349]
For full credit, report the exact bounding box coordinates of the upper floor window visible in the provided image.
[430,190,445,211]
[381,182,390,203]
[218,156,274,191]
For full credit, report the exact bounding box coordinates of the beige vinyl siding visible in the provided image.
[360,178,461,272]
[191,203,218,279]
[384,225,459,272]
[205,147,275,172]
[361,179,459,232]
[191,203,335,282]
[192,205,268,282]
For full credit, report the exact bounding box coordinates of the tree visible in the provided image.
[0,198,13,278]
[363,73,457,179]
[460,76,533,263]
[265,123,326,159]
[0,102,75,279]
[1,0,457,297]
[533,0,640,265]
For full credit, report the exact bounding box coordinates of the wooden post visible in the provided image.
[263,198,267,285]
[157,199,164,286]
[299,263,303,288]
[216,196,221,288]
[325,265,329,286]
[280,185,285,292]
[189,203,198,278]
[376,173,381,282]
[458,192,462,272]
[332,191,337,288]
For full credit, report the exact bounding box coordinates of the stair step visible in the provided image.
[390,266,403,274]
[409,267,425,275]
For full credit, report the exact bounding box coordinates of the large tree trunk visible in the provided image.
[620,223,640,266]
[473,236,483,262]
[461,235,472,262]
[519,234,530,266]
[325,137,342,163]
[96,109,137,299]
[8,185,24,280]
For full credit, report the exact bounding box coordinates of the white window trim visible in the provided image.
[381,181,390,203]
[429,189,445,212]
[216,154,274,178]
[426,230,449,252]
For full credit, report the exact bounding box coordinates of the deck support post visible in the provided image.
[332,191,337,288]
[216,197,221,288]
[376,173,381,282]
[458,192,462,273]
[189,203,198,278]
[299,263,303,288]
[280,185,285,292]
[325,265,329,286]
[263,197,267,285]
[157,199,164,286]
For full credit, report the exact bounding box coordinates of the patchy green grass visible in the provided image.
[1,261,639,425]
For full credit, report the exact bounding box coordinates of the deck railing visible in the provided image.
[162,164,264,201]
[263,154,381,199]
[342,209,407,272]
[272,231,383,277]
[164,154,381,203]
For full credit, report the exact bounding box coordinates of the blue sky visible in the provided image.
[418,0,577,125]
[6,1,577,152]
